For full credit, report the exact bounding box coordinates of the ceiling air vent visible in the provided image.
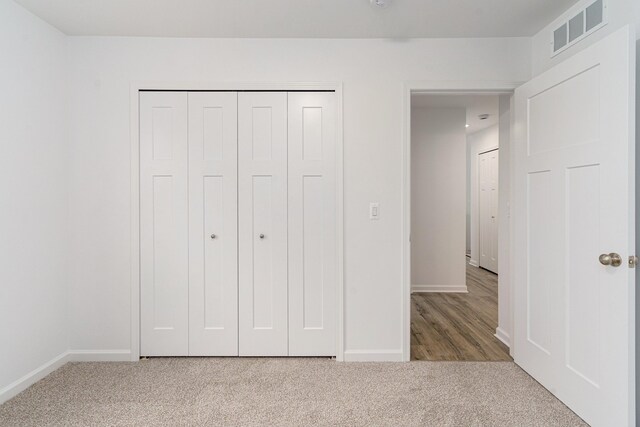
[552,0,606,56]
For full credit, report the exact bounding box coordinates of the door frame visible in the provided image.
[129,81,345,362]
[401,81,522,362]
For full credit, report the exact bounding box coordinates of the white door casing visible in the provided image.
[479,149,499,273]
[140,91,189,356]
[288,93,337,356]
[513,26,635,427]
[238,92,289,356]
[188,92,239,356]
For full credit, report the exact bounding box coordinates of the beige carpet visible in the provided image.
[0,358,586,426]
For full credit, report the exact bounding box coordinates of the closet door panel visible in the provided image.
[188,92,239,356]
[140,92,189,356]
[288,93,337,356]
[479,149,499,273]
[251,176,276,328]
[238,92,288,356]
[479,152,489,268]
[489,151,499,272]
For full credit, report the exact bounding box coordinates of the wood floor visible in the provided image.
[411,263,511,361]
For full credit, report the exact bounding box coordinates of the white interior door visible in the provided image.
[140,92,189,356]
[479,149,499,273]
[513,26,635,427]
[238,92,288,356]
[288,93,337,356]
[188,92,239,356]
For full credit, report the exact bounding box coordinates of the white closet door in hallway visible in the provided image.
[288,93,337,356]
[188,92,239,356]
[479,149,499,273]
[140,92,189,356]
[238,92,289,356]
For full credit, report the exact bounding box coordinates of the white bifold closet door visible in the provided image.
[187,92,239,356]
[141,90,337,357]
[238,92,289,356]
[287,93,337,356]
[479,149,499,273]
[140,92,189,356]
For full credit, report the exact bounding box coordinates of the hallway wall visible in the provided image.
[411,107,467,292]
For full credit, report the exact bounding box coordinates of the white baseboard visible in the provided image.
[469,259,479,267]
[494,328,511,348]
[0,351,70,405]
[343,349,404,362]
[0,349,133,404]
[411,284,468,293]
[67,349,132,362]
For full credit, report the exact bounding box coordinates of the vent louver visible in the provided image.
[552,0,605,56]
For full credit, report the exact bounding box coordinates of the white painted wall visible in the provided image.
[3,0,631,371]
[0,0,633,392]
[0,0,68,397]
[467,124,499,268]
[65,36,530,359]
[411,108,467,292]
[531,0,640,76]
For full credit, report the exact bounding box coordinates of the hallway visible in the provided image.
[411,264,511,361]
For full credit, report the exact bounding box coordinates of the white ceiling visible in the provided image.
[411,94,499,134]
[15,0,578,38]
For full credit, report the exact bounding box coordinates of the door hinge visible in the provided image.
[628,256,638,268]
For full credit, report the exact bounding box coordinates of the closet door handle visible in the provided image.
[210,234,217,239]
[259,234,265,239]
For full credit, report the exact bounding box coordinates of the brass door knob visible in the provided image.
[599,253,622,267]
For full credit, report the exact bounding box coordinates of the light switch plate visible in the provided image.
[369,203,380,220]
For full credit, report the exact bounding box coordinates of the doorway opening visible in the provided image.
[407,92,512,361]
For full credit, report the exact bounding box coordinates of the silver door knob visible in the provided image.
[210,234,217,239]
[599,253,622,267]
[259,234,265,239]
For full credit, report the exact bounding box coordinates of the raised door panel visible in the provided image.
[479,153,490,269]
[188,92,238,356]
[488,151,499,272]
[238,92,288,356]
[140,92,189,356]
[287,93,337,356]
